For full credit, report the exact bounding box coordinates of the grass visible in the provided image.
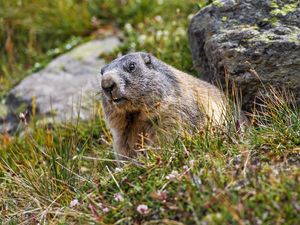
[0,0,300,224]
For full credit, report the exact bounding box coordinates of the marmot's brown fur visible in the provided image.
[100,52,226,161]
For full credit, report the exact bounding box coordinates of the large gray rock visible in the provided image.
[189,0,300,111]
[1,37,120,133]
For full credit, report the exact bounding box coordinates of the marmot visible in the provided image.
[100,52,226,161]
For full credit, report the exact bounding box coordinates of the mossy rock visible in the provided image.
[189,0,300,111]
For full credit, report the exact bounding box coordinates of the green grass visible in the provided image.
[0,0,300,224]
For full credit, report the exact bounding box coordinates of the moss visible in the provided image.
[222,16,228,22]
[271,3,298,16]
[270,2,279,9]
[0,104,8,118]
[269,17,280,27]
[212,0,223,7]
[288,32,300,43]
[248,33,273,44]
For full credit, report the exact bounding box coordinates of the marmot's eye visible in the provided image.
[128,62,136,72]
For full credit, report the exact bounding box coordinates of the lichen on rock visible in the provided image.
[189,0,300,111]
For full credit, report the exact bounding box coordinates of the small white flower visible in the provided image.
[114,193,124,202]
[69,199,79,208]
[175,27,186,36]
[166,170,179,181]
[156,30,163,40]
[137,204,149,215]
[124,23,133,32]
[163,30,169,37]
[188,14,194,21]
[130,42,136,50]
[154,15,163,22]
[138,34,147,45]
[115,167,123,173]
[138,22,144,29]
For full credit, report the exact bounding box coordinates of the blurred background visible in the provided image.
[0,0,210,98]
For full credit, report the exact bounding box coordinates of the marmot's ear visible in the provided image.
[141,53,153,68]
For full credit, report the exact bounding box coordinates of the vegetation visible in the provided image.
[0,0,299,224]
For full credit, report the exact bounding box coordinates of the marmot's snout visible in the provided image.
[101,69,127,105]
[101,74,117,98]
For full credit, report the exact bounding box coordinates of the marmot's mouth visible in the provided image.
[111,97,127,105]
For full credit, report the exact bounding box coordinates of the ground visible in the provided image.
[0,1,299,224]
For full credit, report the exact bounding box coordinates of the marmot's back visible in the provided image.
[162,64,226,127]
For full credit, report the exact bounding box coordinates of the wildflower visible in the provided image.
[175,27,186,36]
[156,30,163,40]
[189,159,195,167]
[138,34,147,45]
[163,30,169,37]
[102,207,110,213]
[183,165,189,171]
[137,204,149,215]
[114,193,124,202]
[130,42,136,50]
[80,166,89,172]
[97,203,110,213]
[166,170,179,181]
[69,199,79,208]
[157,190,168,201]
[154,15,163,22]
[188,14,194,21]
[91,16,100,26]
[124,23,133,32]
[115,167,123,173]
[157,0,164,5]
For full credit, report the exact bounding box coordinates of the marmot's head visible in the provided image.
[100,52,177,111]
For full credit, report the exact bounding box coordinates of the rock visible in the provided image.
[189,0,300,111]
[1,37,120,133]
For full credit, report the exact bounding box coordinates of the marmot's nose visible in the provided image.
[101,77,116,97]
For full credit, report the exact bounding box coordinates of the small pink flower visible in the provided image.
[114,193,124,202]
[183,165,189,171]
[166,170,179,181]
[97,203,110,213]
[189,159,195,167]
[69,199,79,207]
[102,207,110,213]
[137,204,149,215]
[157,190,168,201]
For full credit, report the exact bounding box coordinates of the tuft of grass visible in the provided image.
[99,0,201,75]
[1,91,299,224]
[0,0,95,97]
